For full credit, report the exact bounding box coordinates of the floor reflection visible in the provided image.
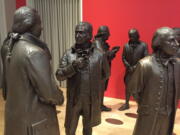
[125,113,138,118]
[105,118,123,125]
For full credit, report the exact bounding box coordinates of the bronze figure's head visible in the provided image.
[12,6,42,38]
[75,22,93,45]
[95,25,110,41]
[152,27,179,56]
[128,28,140,43]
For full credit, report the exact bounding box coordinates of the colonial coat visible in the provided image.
[128,54,180,135]
[93,38,113,91]
[1,33,64,135]
[122,41,148,84]
[56,44,109,128]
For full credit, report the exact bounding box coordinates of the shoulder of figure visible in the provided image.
[140,41,148,46]
[65,47,72,54]
[139,55,153,66]
[93,47,104,56]
[16,40,47,60]
[124,42,129,47]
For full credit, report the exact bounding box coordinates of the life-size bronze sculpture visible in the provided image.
[93,25,120,111]
[128,27,180,135]
[56,22,109,135]
[1,7,64,135]
[119,28,148,111]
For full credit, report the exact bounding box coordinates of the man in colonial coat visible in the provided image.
[1,7,64,135]
[94,25,119,111]
[128,27,180,135]
[56,22,109,135]
[119,28,148,111]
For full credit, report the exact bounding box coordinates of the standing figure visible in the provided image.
[56,22,109,135]
[118,28,148,111]
[94,25,120,111]
[128,27,180,135]
[1,7,64,135]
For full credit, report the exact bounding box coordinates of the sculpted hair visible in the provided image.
[128,28,140,38]
[76,22,93,40]
[95,25,110,38]
[152,27,172,52]
[12,6,38,34]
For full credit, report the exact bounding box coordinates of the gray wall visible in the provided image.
[0,0,16,87]
[0,0,16,43]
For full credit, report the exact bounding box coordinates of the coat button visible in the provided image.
[160,86,163,89]
[155,108,158,111]
[158,92,161,96]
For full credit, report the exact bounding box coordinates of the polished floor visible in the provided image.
[0,89,180,135]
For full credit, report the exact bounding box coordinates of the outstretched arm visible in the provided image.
[56,52,77,81]
[107,46,120,61]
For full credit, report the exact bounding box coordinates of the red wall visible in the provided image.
[83,0,180,99]
[16,0,26,8]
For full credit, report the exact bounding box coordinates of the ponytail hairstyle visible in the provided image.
[6,6,38,62]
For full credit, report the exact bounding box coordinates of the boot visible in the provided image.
[118,103,129,111]
[101,105,112,112]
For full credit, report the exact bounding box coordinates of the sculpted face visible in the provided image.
[175,34,180,44]
[128,29,139,43]
[97,26,110,41]
[75,24,91,45]
[102,32,110,41]
[174,29,180,44]
[160,31,179,56]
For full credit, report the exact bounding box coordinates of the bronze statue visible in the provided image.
[93,25,120,111]
[128,27,180,135]
[56,22,109,135]
[173,27,180,57]
[1,7,64,135]
[119,28,148,111]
